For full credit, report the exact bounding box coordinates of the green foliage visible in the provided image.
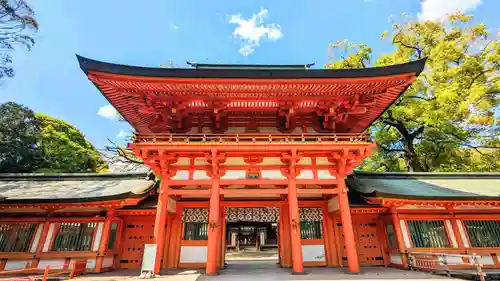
[0,102,43,172]
[0,102,107,173]
[327,12,500,172]
[0,0,38,80]
[36,114,108,173]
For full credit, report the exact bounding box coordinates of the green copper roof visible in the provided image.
[349,172,500,200]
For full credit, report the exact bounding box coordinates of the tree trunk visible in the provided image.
[403,137,423,172]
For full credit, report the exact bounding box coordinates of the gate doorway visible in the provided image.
[224,207,280,265]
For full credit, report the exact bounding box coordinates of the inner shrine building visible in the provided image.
[0,56,499,276]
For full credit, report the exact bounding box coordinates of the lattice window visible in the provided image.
[184,222,208,240]
[384,221,397,249]
[182,208,209,223]
[52,222,98,252]
[300,221,323,240]
[407,220,450,248]
[0,223,37,252]
[463,220,500,248]
[107,222,118,249]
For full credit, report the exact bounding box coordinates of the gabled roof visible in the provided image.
[0,172,155,204]
[77,55,426,134]
[348,171,500,201]
[77,55,426,79]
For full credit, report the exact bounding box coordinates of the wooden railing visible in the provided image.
[407,252,485,281]
[0,260,87,281]
[134,133,370,144]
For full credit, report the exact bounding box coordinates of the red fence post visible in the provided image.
[42,265,50,281]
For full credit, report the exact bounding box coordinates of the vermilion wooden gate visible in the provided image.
[337,215,384,266]
[119,215,155,269]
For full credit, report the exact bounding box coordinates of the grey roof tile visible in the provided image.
[349,172,500,199]
[0,173,154,202]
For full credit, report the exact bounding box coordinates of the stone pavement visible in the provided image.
[76,262,460,281]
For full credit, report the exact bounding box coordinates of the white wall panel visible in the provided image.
[42,223,56,252]
[92,222,104,251]
[301,245,326,262]
[37,259,65,269]
[30,224,44,253]
[180,246,208,263]
[4,260,29,270]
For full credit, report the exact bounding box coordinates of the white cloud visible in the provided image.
[418,0,481,21]
[228,8,283,56]
[97,105,120,120]
[170,23,179,31]
[116,130,129,139]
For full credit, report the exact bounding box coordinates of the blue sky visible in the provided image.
[0,0,497,149]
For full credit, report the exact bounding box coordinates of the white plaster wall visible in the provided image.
[172,170,189,180]
[399,220,412,248]
[180,246,208,263]
[317,170,335,179]
[194,157,209,166]
[42,223,56,252]
[315,157,330,165]
[457,220,470,248]
[225,157,246,165]
[92,222,104,251]
[445,220,458,248]
[103,257,114,268]
[297,170,314,179]
[297,157,312,165]
[37,259,65,269]
[193,170,210,180]
[221,170,246,180]
[171,158,190,166]
[4,260,29,270]
[301,245,326,262]
[445,256,463,265]
[86,259,96,269]
[390,254,403,265]
[258,157,283,166]
[261,170,286,179]
[478,255,495,265]
[30,224,44,253]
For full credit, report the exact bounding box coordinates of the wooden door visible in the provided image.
[336,215,384,266]
[119,216,155,269]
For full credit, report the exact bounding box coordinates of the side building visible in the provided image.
[0,172,499,273]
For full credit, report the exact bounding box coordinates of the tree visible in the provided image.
[0,0,38,80]
[326,12,500,172]
[0,102,107,173]
[102,136,145,172]
[36,114,108,173]
[0,102,42,172]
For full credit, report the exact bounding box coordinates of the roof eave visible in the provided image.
[77,54,427,79]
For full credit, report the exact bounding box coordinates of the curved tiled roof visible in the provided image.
[77,55,426,79]
[0,172,155,203]
[348,171,500,200]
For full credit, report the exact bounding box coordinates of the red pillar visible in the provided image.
[206,150,221,275]
[288,158,304,274]
[153,176,169,274]
[391,213,409,267]
[337,159,360,274]
[95,209,115,272]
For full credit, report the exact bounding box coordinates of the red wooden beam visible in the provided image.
[220,188,288,195]
[167,189,211,195]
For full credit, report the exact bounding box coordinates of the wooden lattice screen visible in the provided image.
[407,220,449,248]
[0,223,37,252]
[52,222,98,252]
[463,220,500,248]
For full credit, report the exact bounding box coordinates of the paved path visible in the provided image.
[77,263,460,281]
